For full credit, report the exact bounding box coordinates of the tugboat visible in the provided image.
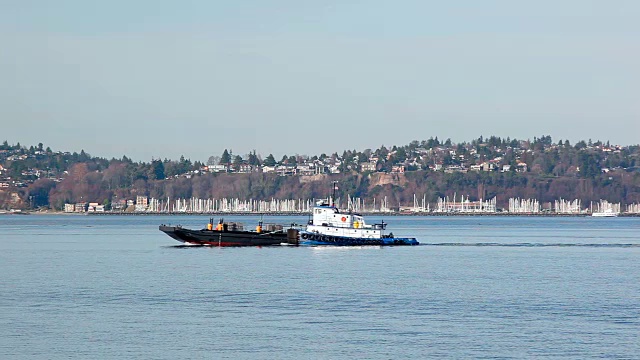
[159,218,299,247]
[299,185,419,246]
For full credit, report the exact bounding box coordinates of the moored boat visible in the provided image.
[299,198,419,246]
[159,219,299,246]
[591,210,619,217]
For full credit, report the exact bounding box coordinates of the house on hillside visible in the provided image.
[445,165,466,173]
[237,164,255,173]
[75,202,87,212]
[262,165,276,173]
[391,165,405,173]
[361,161,377,172]
[136,196,148,211]
[480,162,497,172]
[207,164,228,173]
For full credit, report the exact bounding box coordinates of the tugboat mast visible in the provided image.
[331,181,338,207]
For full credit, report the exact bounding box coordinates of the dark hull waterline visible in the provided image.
[299,231,419,246]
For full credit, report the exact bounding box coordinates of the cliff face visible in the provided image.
[368,173,407,189]
[299,174,328,184]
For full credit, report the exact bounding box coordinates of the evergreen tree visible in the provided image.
[248,151,260,166]
[232,155,243,171]
[263,154,277,166]
[220,149,231,165]
[151,159,165,180]
[79,150,90,162]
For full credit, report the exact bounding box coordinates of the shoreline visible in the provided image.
[7,211,639,217]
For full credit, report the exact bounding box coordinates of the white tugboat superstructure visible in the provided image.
[299,197,419,246]
[306,201,386,238]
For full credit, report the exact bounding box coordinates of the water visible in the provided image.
[1,215,639,359]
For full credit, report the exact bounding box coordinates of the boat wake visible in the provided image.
[420,242,640,248]
[164,244,206,248]
[164,242,640,248]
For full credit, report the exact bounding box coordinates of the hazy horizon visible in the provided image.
[2,1,638,162]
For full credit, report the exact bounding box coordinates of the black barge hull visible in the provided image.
[159,225,298,246]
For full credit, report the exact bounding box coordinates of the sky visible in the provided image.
[1,1,639,162]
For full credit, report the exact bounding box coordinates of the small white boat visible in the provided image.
[591,209,619,217]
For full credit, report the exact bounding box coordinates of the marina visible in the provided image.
[77,195,640,217]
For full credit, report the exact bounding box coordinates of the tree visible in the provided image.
[79,150,90,162]
[151,159,165,180]
[578,153,601,178]
[263,154,277,166]
[247,151,260,166]
[207,156,220,166]
[26,179,56,208]
[232,155,243,171]
[442,153,454,166]
[175,155,193,174]
[395,147,407,162]
[220,149,231,165]
[376,146,389,159]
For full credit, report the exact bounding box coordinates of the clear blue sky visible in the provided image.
[2,1,638,161]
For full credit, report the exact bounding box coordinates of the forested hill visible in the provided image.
[1,136,639,210]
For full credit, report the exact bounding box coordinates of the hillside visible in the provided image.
[1,137,639,211]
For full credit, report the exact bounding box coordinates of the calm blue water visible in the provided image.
[1,215,639,359]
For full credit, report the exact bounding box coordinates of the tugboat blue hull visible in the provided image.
[299,232,419,246]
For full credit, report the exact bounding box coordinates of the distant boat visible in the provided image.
[299,199,419,246]
[591,209,619,217]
